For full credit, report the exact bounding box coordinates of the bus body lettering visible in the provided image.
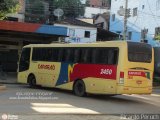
[38,64,55,70]
[100,69,112,75]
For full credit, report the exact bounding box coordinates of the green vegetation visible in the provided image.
[51,0,85,18]
[25,0,45,23]
[154,34,160,41]
[0,0,19,20]
[25,0,85,23]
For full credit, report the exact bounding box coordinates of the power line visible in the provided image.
[138,10,160,19]
[146,0,159,26]
[127,15,139,31]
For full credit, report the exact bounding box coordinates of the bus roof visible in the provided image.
[23,41,149,48]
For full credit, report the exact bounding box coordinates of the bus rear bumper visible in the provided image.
[117,86,152,94]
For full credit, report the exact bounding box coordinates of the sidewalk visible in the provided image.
[153,88,160,94]
[0,72,17,84]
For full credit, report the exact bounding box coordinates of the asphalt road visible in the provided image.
[0,84,160,120]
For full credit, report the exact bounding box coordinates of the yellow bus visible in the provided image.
[18,41,154,96]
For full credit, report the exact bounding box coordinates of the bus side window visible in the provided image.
[32,48,42,61]
[82,48,92,63]
[41,48,47,61]
[32,48,37,61]
[113,49,118,64]
[108,49,118,65]
[74,49,81,63]
[46,48,53,61]
[99,48,108,64]
[52,48,59,62]
[64,48,74,63]
[92,48,99,64]
[19,48,31,72]
[108,49,114,65]
[58,49,63,62]
[94,48,118,65]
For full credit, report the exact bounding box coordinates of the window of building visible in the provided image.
[156,0,160,10]
[120,6,123,9]
[128,32,132,40]
[92,14,96,18]
[69,29,75,37]
[142,5,145,9]
[112,14,115,21]
[102,0,107,7]
[84,31,91,38]
[133,8,138,17]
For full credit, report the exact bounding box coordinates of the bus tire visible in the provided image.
[73,80,86,97]
[28,74,36,88]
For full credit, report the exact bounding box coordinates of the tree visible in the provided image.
[50,0,85,18]
[0,0,19,20]
[25,0,46,23]
[155,34,160,41]
[25,0,85,23]
[85,0,90,7]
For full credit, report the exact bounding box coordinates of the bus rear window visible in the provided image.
[128,42,152,63]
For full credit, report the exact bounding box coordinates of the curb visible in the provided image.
[153,86,160,89]
[0,82,18,85]
[0,85,6,91]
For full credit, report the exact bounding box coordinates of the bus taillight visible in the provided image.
[119,72,124,84]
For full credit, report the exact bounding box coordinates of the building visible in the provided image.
[55,18,97,43]
[80,0,87,4]
[86,0,111,8]
[81,0,110,18]
[110,0,160,46]
[0,21,68,72]
[6,0,26,22]
[94,12,110,30]
[25,0,49,23]
[84,7,109,18]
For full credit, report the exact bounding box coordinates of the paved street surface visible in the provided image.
[0,84,160,120]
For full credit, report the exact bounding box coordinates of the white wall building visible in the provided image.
[110,0,160,46]
[7,0,26,22]
[94,13,110,30]
[55,23,97,43]
[80,0,86,4]
[84,7,109,18]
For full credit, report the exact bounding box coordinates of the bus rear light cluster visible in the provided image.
[119,72,124,84]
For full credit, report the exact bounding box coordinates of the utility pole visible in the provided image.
[48,0,54,24]
[123,0,128,40]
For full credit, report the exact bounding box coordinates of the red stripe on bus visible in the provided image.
[69,64,117,81]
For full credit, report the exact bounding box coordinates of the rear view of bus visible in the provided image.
[117,42,154,94]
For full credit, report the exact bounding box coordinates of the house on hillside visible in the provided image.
[110,0,160,46]
[54,18,97,43]
[94,13,110,30]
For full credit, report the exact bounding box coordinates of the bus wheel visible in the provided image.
[73,80,86,97]
[28,75,36,88]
